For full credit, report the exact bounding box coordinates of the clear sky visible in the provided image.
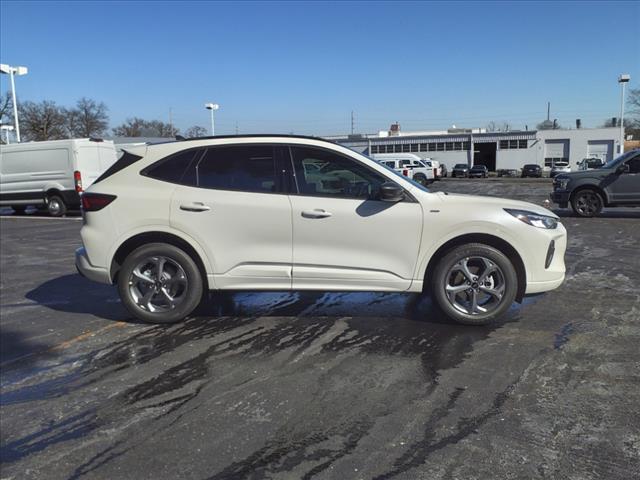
[1,0,639,135]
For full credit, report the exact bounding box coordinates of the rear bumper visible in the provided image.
[75,247,112,284]
[525,275,565,294]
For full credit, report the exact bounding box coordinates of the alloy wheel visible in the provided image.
[444,256,506,315]
[574,192,600,216]
[128,256,189,312]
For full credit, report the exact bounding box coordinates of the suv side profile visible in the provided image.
[76,136,567,325]
[550,149,640,217]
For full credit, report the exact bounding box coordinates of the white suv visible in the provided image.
[76,135,567,325]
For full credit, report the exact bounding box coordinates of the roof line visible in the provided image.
[154,134,338,145]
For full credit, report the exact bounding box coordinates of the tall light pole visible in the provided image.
[205,103,219,136]
[618,74,630,154]
[0,64,28,143]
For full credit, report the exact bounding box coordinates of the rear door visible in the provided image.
[288,145,423,291]
[77,144,102,188]
[169,144,293,289]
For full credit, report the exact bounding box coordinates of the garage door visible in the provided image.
[544,140,569,167]
[587,140,613,162]
[544,140,569,158]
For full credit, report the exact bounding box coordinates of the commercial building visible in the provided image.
[332,125,620,172]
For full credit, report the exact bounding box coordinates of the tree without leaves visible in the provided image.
[112,118,179,137]
[536,119,561,130]
[184,125,208,138]
[19,100,67,141]
[627,88,640,116]
[65,97,109,137]
[0,92,12,125]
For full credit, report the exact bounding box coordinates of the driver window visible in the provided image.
[290,146,387,199]
[626,156,640,174]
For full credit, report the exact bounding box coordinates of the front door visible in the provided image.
[607,154,640,204]
[288,145,423,291]
[169,144,293,289]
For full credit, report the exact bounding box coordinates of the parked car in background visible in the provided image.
[576,157,604,171]
[76,134,567,326]
[372,153,434,185]
[469,165,489,178]
[550,161,571,178]
[550,149,640,217]
[497,168,520,177]
[522,164,543,178]
[0,138,118,216]
[451,163,470,178]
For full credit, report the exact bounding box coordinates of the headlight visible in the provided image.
[554,178,570,190]
[504,208,558,229]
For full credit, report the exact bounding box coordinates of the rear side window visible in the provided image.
[144,149,202,185]
[195,145,277,193]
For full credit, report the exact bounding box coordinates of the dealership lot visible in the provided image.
[1,179,639,480]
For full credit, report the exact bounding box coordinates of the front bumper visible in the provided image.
[75,247,112,284]
[550,191,570,208]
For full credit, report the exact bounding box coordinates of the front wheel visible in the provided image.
[571,189,603,217]
[430,243,518,325]
[117,243,204,323]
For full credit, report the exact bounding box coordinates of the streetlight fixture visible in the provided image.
[1,125,14,144]
[204,103,219,136]
[618,73,630,154]
[0,63,28,143]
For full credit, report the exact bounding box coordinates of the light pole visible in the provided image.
[618,74,630,154]
[205,103,219,136]
[0,64,29,143]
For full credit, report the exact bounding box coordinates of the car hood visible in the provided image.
[432,192,557,218]
[555,168,614,181]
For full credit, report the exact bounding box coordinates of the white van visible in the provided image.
[371,153,436,183]
[0,138,118,216]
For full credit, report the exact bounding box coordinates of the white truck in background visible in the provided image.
[371,153,435,185]
[0,138,118,216]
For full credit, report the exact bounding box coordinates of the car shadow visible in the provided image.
[25,274,526,330]
[552,208,640,219]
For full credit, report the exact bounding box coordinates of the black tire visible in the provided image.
[117,243,204,324]
[47,195,67,217]
[429,243,518,325]
[12,206,27,214]
[413,174,427,186]
[571,189,603,217]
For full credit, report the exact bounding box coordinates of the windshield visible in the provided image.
[601,150,638,170]
[360,153,430,193]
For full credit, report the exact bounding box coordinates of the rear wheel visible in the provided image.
[47,195,67,217]
[117,243,204,324]
[413,174,427,186]
[571,189,603,217]
[430,243,518,325]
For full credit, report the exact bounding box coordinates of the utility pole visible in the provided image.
[547,102,550,122]
[351,111,354,135]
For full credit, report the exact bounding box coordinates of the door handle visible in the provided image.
[180,202,211,212]
[301,209,332,219]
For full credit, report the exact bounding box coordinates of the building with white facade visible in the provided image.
[333,126,619,172]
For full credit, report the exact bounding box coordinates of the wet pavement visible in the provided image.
[1,179,639,479]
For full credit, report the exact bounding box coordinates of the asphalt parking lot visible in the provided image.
[1,178,639,480]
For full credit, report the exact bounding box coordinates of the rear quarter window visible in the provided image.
[142,149,203,185]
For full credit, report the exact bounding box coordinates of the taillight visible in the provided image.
[402,169,409,176]
[74,170,83,192]
[81,193,116,212]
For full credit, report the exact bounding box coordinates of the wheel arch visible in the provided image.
[422,233,527,302]
[569,184,609,206]
[110,231,210,287]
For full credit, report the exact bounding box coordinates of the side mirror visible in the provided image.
[617,164,630,174]
[379,182,404,202]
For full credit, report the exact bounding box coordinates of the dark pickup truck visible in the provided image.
[550,149,640,217]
